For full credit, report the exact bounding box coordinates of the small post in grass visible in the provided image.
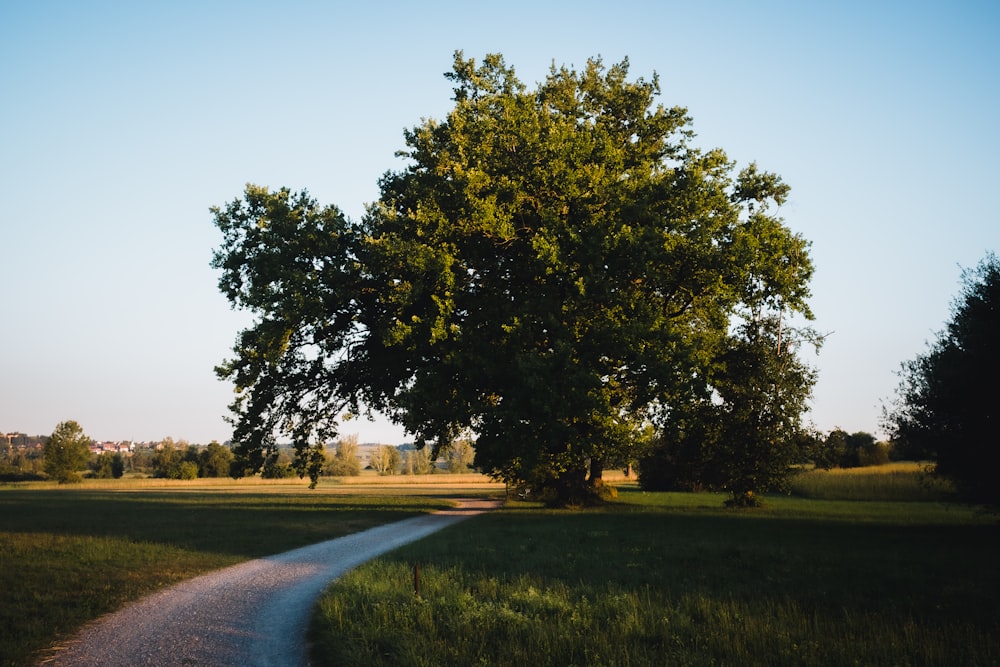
[414,563,421,599]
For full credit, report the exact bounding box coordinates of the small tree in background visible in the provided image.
[325,435,362,477]
[444,437,476,473]
[369,445,402,475]
[152,439,200,479]
[710,317,818,506]
[198,441,235,478]
[886,253,1000,507]
[401,447,434,475]
[91,451,125,479]
[176,460,199,480]
[261,449,296,479]
[43,420,92,484]
[851,432,890,467]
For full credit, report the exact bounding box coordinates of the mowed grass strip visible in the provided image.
[311,486,1000,667]
[0,484,452,667]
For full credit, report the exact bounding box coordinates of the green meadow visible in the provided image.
[0,479,457,667]
[310,469,1000,666]
[1,468,997,667]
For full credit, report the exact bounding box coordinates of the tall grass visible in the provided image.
[789,462,955,501]
[311,490,1000,666]
[0,484,456,667]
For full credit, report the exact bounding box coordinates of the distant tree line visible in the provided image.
[148,439,235,480]
[0,421,482,485]
[261,437,477,481]
[0,426,240,483]
[805,429,891,469]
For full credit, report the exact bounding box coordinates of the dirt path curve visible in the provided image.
[40,498,502,667]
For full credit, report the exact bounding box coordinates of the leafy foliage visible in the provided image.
[324,435,362,477]
[211,52,815,502]
[198,441,235,478]
[807,429,888,469]
[443,436,475,473]
[640,316,819,504]
[43,420,91,484]
[211,185,363,486]
[151,440,200,479]
[885,253,1000,506]
[369,444,402,475]
[91,452,125,479]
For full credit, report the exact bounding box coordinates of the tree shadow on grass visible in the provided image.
[379,501,1000,627]
[0,490,450,557]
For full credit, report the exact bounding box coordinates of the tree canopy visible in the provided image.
[212,52,815,502]
[43,420,91,484]
[885,253,1000,506]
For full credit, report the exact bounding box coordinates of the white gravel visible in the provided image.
[40,498,500,667]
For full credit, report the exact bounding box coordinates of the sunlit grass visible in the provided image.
[311,491,1000,666]
[789,462,955,501]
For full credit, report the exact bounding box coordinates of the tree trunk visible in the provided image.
[588,457,604,487]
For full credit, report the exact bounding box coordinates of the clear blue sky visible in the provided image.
[2,1,998,444]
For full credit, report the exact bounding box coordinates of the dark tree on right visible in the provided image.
[885,253,1000,507]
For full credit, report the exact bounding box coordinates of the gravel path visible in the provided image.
[40,498,501,667]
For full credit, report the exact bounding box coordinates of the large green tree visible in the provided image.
[43,420,92,484]
[212,52,814,502]
[885,253,999,506]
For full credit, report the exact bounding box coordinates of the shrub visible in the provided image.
[176,460,199,480]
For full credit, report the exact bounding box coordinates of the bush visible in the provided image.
[814,430,887,469]
[0,469,46,482]
[176,460,199,480]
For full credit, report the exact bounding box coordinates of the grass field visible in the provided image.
[2,470,997,666]
[789,461,955,502]
[0,477,474,667]
[310,474,1000,666]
